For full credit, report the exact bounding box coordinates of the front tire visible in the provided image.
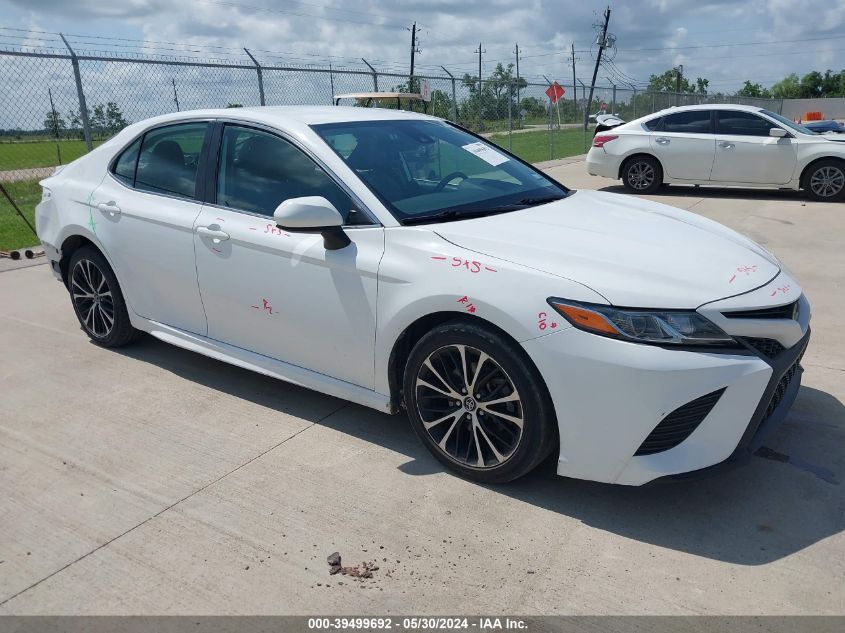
[67,246,141,348]
[403,321,556,483]
[804,159,845,202]
[622,155,662,194]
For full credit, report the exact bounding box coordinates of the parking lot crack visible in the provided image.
[0,402,348,608]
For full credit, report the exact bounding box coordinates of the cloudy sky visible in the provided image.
[1,0,844,93]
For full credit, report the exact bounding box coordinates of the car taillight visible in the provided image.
[593,134,618,148]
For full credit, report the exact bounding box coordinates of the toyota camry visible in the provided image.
[36,106,811,485]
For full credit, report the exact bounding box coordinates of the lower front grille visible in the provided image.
[740,337,785,359]
[635,388,726,456]
[762,352,804,422]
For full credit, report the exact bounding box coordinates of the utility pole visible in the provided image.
[584,6,611,131]
[675,64,683,105]
[570,42,577,123]
[514,43,520,125]
[48,87,62,165]
[409,22,419,92]
[474,43,485,128]
[172,78,180,112]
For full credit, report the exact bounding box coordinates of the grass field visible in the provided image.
[0,139,102,170]
[489,127,589,163]
[0,179,40,251]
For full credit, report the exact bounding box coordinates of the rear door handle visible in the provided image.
[196,226,230,242]
[97,201,121,216]
[718,141,735,149]
[655,137,670,145]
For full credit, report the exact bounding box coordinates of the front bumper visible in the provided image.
[521,305,809,486]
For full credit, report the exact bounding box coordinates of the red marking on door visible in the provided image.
[212,247,222,253]
[249,227,257,231]
[484,267,497,273]
[216,217,225,222]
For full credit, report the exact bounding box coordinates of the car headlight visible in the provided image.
[547,298,735,346]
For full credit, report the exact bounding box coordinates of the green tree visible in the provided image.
[770,73,801,98]
[104,101,129,133]
[43,110,66,137]
[736,81,772,98]
[647,69,709,94]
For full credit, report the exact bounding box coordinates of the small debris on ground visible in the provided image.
[326,551,380,579]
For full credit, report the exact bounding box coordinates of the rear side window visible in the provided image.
[663,111,711,134]
[644,117,663,131]
[134,122,209,199]
[717,111,779,136]
[113,138,141,186]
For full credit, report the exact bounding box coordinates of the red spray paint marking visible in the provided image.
[432,255,496,273]
[249,227,257,231]
[729,264,758,284]
[216,217,226,222]
[431,256,447,260]
[771,284,791,297]
[456,295,477,314]
[212,247,222,253]
[265,223,290,237]
[251,299,276,315]
[537,311,558,331]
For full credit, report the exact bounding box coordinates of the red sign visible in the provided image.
[545,81,565,104]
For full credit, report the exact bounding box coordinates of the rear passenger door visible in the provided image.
[92,121,211,335]
[710,110,797,184]
[649,110,716,181]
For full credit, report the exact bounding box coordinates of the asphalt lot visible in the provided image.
[1,159,843,615]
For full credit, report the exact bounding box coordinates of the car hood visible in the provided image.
[432,190,780,308]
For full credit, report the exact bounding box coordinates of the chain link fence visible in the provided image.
[0,47,786,249]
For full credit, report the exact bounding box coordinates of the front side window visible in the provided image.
[134,122,209,199]
[717,111,779,136]
[663,110,712,134]
[312,119,568,224]
[216,125,364,223]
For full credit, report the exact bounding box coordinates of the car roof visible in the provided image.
[645,103,765,118]
[125,105,437,130]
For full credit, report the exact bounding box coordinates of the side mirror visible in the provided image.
[769,128,788,138]
[273,196,350,250]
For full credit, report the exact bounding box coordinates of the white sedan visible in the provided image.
[587,103,845,201]
[36,106,810,485]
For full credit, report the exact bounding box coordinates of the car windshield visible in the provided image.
[311,119,569,224]
[761,109,816,135]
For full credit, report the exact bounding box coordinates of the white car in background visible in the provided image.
[36,106,810,485]
[587,103,845,201]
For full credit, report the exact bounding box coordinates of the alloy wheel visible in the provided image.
[71,258,115,338]
[809,165,845,198]
[627,161,655,190]
[414,344,524,468]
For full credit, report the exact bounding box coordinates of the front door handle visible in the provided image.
[97,201,121,216]
[718,141,735,149]
[655,137,670,145]
[196,226,230,243]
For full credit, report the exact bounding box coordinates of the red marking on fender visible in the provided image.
[537,311,559,331]
[484,267,498,273]
[431,255,495,274]
[729,274,737,284]
[212,247,222,253]
[456,296,477,313]
[730,265,758,283]
[431,256,447,260]
[251,305,260,310]
[216,217,225,222]
[771,284,791,297]
[249,227,257,231]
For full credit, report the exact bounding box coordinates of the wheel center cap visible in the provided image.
[463,396,477,412]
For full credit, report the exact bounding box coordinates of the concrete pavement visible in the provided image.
[0,161,843,615]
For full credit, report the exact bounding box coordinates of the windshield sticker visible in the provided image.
[461,142,509,166]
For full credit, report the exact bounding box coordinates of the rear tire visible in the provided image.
[67,246,141,348]
[622,155,662,194]
[803,159,845,202]
[403,320,557,483]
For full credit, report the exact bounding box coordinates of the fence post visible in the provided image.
[362,59,378,92]
[543,75,554,161]
[59,33,92,152]
[507,81,513,151]
[441,66,457,123]
[243,48,266,106]
[611,82,616,114]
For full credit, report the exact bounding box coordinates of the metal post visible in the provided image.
[328,62,335,105]
[543,75,554,160]
[171,78,180,112]
[441,66,458,123]
[362,59,378,92]
[48,87,62,164]
[244,48,266,106]
[507,81,513,151]
[632,88,637,118]
[59,33,92,151]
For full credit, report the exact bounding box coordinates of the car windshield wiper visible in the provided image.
[401,194,567,226]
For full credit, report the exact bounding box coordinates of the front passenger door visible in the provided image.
[710,110,797,184]
[193,124,384,389]
[649,110,716,181]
